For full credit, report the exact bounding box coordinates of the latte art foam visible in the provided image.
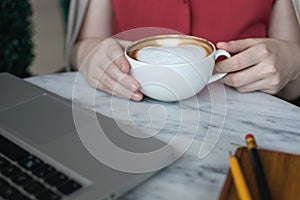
[136,45,208,65]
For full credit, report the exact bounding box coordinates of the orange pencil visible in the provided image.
[229,153,252,200]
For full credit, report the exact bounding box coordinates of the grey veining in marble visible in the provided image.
[25,72,300,200]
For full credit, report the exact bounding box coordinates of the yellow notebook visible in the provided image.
[219,147,300,200]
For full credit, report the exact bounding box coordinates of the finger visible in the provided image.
[91,67,128,94]
[93,40,139,92]
[114,54,131,73]
[235,79,269,93]
[235,79,278,95]
[104,39,132,73]
[90,74,143,101]
[93,38,127,73]
[116,40,133,72]
[82,41,141,97]
[216,39,268,73]
[102,61,140,92]
[231,74,283,95]
[222,62,269,88]
[217,38,265,54]
[216,44,267,73]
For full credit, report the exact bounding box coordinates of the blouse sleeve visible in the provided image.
[293,0,300,25]
[65,0,89,71]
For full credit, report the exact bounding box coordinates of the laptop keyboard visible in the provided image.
[0,135,82,200]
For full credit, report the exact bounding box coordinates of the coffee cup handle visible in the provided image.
[207,50,231,84]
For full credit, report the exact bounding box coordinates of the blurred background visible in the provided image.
[30,0,67,75]
[0,0,69,77]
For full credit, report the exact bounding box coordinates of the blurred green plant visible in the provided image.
[0,0,34,78]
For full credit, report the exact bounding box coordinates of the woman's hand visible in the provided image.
[216,38,300,100]
[73,38,143,101]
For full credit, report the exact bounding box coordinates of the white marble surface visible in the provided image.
[25,72,300,200]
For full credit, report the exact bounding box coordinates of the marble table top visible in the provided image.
[25,72,300,200]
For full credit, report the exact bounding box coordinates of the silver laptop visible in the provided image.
[0,73,173,200]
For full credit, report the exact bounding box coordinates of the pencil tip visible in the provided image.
[245,133,254,140]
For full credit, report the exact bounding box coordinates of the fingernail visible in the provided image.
[131,92,142,101]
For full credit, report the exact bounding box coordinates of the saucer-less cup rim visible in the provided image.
[125,34,216,66]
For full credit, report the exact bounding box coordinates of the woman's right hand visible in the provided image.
[73,38,143,101]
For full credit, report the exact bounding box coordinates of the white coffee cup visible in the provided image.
[125,34,230,101]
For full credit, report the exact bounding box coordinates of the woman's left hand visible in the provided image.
[216,38,300,99]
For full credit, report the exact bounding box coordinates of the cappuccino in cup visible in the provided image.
[128,37,213,65]
[125,35,230,101]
